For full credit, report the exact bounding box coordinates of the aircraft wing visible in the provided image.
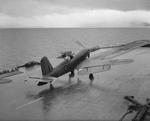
[89,40,150,60]
[76,40,150,75]
[76,58,134,75]
[77,64,111,75]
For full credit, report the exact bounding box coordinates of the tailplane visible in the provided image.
[41,56,53,76]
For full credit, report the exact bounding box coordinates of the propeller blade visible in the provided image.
[75,40,87,49]
[56,51,74,59]
[58,51,72,55]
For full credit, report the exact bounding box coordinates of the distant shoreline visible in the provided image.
[0,27,150,29]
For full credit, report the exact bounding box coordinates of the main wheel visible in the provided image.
[69,71,75,83]
[69,71,75,78]
[50,83,54,90]
[89,73,94,85]
[89,73,94,81]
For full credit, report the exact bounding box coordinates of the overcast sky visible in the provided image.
[0,0,150,27]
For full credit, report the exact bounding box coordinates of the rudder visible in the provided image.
[41,56,53,76]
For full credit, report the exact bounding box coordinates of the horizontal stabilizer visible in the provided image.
[77,59,133,75]
[29,76,57,83]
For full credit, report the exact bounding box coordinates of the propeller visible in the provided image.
[75,40,101,58]
[57,51,75,59]
[75,40,123,52]
[57,40,119,59]
[75,40,100,53]
[75,41,87,49]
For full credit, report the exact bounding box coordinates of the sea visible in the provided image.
[1,28,150,69]
[0,28,150,120]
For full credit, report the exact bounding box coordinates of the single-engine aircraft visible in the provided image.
[29,40,150,89]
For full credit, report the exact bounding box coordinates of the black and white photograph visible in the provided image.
[0,0,150,121]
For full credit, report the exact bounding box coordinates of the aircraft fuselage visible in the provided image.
[47,49,89,77]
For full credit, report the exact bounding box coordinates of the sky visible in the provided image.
[0,0,150,27]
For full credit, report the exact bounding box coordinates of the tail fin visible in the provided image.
[40,56,53,76]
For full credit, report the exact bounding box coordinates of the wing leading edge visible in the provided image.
[77,40,150,71]
[89,40,150,60]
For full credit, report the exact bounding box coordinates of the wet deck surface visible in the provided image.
[0,70,23,79]
[0,48,150,120]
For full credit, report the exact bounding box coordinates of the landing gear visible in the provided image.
[89,73,94,85]
[49,83,54,90]
[87,53,90,58]
[69,71,75,83]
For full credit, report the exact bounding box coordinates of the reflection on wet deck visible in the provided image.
[0,48,150,120]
